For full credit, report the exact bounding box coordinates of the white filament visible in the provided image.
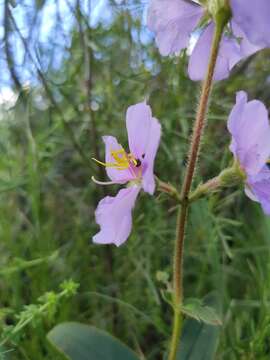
[91,176,117,186]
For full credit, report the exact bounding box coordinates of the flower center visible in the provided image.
[92,149,139,170]
[266,159,270,169]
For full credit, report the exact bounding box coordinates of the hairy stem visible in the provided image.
[168,20,225,360]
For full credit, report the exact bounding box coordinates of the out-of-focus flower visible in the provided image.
[92,102,161,246]
[147,0,204,57]
[147,0,268,81]
[228,91,270,215]
[231,0,270,48]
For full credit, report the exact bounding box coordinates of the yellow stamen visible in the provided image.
[129,155,138,166]
[92,149,138,171]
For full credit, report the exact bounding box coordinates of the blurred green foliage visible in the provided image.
[1,1,270,359]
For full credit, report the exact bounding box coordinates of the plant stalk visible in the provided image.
[168,20,225,360]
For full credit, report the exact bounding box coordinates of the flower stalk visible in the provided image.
[168,17,228,360]
[156,177,182,203]
[189,163,246,202]
[188,176,221,203]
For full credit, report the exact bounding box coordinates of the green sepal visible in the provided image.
[207,0,231,26]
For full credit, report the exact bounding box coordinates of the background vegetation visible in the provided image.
[0,0,270,359]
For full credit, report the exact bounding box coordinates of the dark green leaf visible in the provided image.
[177,294,221,360]
[47,322,140,360]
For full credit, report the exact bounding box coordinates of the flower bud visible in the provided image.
[219,162,246,187]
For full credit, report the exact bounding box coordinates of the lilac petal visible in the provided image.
[227,91,247,139]
[231,0,270,47]
[142,117,161,194]
[126,102,153,158]
[93,186,140,246]
[246,166,270,215]
[126,102,161,194]
[232,21,263,58]
[102,136,134,183]
[227,91,270,176]
[188,22,242,81]
[147,0,203,56]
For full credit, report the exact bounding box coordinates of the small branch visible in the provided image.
[76,0,103,180]
[3,0,22,92]
[8,8,91,168]
[155,177,182,203]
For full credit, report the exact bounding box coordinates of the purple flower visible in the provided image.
[147,0,267,81]
[147,0,203,57]
[92,102,161,246]
[228,91,270,215]
[231,0,270,48]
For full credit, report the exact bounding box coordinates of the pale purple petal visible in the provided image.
[231,0,270,47]
[126,102,161,194]
[227,91,247,141]
[102,136,134,183]
[93,186,140,246]
[246,166,270,215]
[227,91,270,176]
[126,102,153,159]
[231,21,263,58]
[147,0,203,56]
[142,117,161,194]
[188,22,242,81]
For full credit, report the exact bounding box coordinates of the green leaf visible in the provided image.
[177,294,221,360]
[0,178,25,194]
[47,322,140,360]
[181,298,222,326]
[0,346,13,360]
